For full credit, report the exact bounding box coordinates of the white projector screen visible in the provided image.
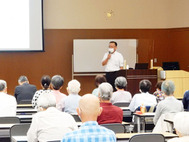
[74,39,137,73]
[0,0,44,51]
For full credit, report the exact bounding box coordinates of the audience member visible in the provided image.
[51,75,66,108]
[62,94,116,142]
[27,92,78,142]
[111,76,132,104]
[32,75,51,108]
[153,80,183,125]
[182,90,189,111]
[129,80,157,112]
[168,112,189,142]
[97,82,123,124]
[14,76,37,104]
[58,79,81,113]
[0,80,17,116]
[92,74,106,97]
[153,81,164,102]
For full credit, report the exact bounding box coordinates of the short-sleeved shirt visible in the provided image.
[111,90,132,104]
[102,51,124,72]
[62,121,116,142]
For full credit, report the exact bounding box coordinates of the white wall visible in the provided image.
[43,0,189,29]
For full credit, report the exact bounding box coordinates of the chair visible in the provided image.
[71,114,81,122]
[129,134,165,142]
[19,100,32,104]
[0,117,20,124]
[10,123,30,142]
[100,123,126,133]
[113,102,130,107]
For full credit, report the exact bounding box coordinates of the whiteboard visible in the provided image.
[73,39,137,72]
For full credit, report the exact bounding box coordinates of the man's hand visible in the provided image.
[107,53,111,59]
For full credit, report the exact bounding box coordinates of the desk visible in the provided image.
[0,124,17,138]
[133,113,155,132]
[120,107,130,111]
[16,109,37,115]
[17,115,33,123]
[12,136,27,142]
[17,104,32,108]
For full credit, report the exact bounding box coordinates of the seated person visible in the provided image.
[32,75,51,108]
[97,82,123,124]
[27,92,78,142]
[182,90,189,111]
[129,80,157,112]
[62,94,116,142]
[111,76,132,104]
[153,80,183,125]
[51,75,67,109]
[14,76,37,104]
[153,81,164,102]
[0,80,17,116]
[92,74,106,97]
[168,112,189,142]
[59,79,81,114]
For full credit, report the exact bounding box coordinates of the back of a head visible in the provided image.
[18,76,28,84]
[114,76,127,89]
[37,92,56,109]
[139,80,152,93]
[67,79,81,94]
[95,75,107,87]
[161,80,175,96]
[0,80,7,92]
[98,82,113,101]
[51,75,64,90]
[156,81,163,90]
[79,94,100,117]
[41,75,51,90]
[173,112,189,136]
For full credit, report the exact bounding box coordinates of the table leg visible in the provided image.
[137,116,140,132]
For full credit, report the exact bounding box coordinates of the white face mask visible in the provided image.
[108,48,114,54]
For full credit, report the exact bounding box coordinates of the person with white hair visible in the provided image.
[62,94,116,142]
[58,79,81,113]
[111,76,132,104]
[153,80,183,125]
[0,80,17,116]
[97,82,123,124]
[27,92,78,142]
[168,112,189,142]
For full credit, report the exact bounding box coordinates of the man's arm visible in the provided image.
[102,54,111,66]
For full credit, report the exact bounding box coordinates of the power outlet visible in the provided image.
[154,58,157,63]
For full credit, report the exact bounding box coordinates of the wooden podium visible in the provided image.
[116,69,158,96]
[161,70,189,99]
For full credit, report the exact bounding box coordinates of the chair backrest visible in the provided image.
[19,100,32,104]
[113,102,130,107]
[100,123,125,133]
[10,123,30,142]
[136,105,156,112]
[0,117,20,124]
[129,134,165,142]
[71,114,81,122]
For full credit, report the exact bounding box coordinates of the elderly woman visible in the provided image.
[32,75,51,108]
[92,75,107,97]
[168,112,189,142]
[27,92,78,142]
[58,79,81,114]
[111,76,132,104]
[153,80,183,125]
[129,80,157,112]
[97,82,123,124]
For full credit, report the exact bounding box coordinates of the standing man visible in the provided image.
[102,41,124,90]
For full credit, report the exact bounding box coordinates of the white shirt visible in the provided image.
[102,51,124,72]
[0,92,17,116]
[111,90,132,104]
[168,136,189,142]
[27,107,78,142]
[129,92,157,112]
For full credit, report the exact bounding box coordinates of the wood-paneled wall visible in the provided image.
[0,28,187,96]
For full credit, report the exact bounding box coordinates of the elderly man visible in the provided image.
[62,94,116,142]
[58,79,81,113]
[168,112,189,142]
[0,80,17,116]
[27,92,78,142]
[14,76,37,104]
[97,82,123,124]
[51,75,67,107]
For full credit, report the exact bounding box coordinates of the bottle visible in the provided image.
[140,104,146,114]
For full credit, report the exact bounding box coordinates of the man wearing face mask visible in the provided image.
[102,41,124,90]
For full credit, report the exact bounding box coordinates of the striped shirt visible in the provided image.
[62,121,116,142]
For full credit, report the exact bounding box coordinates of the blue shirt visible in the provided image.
[183,90,189,111]
[62,121,116,142]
